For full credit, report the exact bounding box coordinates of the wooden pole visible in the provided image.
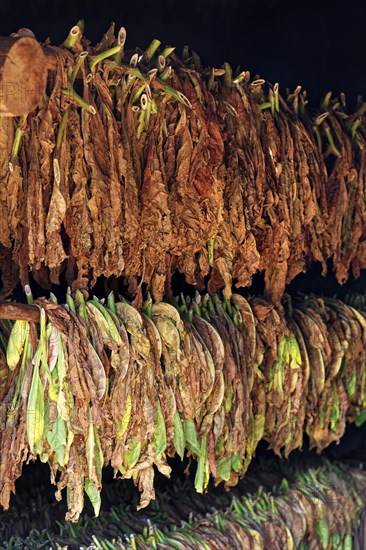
[0,302,40,322]
[0,36,48,117]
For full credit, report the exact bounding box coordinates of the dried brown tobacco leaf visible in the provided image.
[192,315,225,435]
[0,118,15,250]
[142,313,175,443]
[167,74,225,290]
[64,108,93,291]
[137,107,172,301]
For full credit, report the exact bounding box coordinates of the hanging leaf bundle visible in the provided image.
[0,289,365,521]
[1,455,365,549]
[1,22,366,305]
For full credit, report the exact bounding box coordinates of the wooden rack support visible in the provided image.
[0,36,49,116]
[0,302,40,322]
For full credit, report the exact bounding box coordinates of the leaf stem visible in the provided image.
[56,111,69,151]
[89,45,122,73]
[62,25,81,49]
[24,285,34,305]
[142,39,161,63]
[324,124,341,157]
[62,85,96,114]
[224,62,233,89]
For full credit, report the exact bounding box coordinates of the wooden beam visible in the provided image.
[0,36,48,117]
[0,302,40,322]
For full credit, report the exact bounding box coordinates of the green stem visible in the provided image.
[145,99,152,130]
[76,19,85,33]
[207,70,215,92]
[62,85,96,114]
[351,119,361,141]
[62,25,81,49]
[66,287,76,314]
[161,84,192,108]
[192,50,201,70]
[129,53,139,67]
[207,297,215,315]
[312,125,322,152]
[114,27,127,65]
[142,292,153,319]
[192,302,201,317]
[136,109,146,140]
[56,111,69,151]
[224,62,233,89]
[71,51,88,83]
[182,45,190,61]
[251,79,265,88]
[315,112,328,126]
[142,39,161,63]
[269,90,275,117]
[161,46,175,58]
[89,45,122,73]
[107,291,116,314]
[160,65,172,82]
[274,83,280,113]
[233,71,246,85]
[225,298,233,318]
[49,292,58,304]
[324,125,341,157]
[180,293,187,310]
[24,285,33,305]
[259,101,271,111]
[233,311,240,327]
[132,84,148,105]
[151,98,158,114]
[157,55,166,72]
[321,90,332,110]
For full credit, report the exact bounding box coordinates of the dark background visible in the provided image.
[1,0,366,106]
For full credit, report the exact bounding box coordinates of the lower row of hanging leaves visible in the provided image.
[0,289,365,521]
[2,458,366,549]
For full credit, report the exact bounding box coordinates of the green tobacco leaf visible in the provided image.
[85,479,101,517]
[355,409,366,427]
[231,453,241,473]
[287,336,302,367]
[195,436,209,493]
[126,439,141,469]
[47,414,67,466]
[87,300,123,345]
[217,456,231,481]
[225,386,232,413]
[184,419,201,457]
[6,320,29,370]
[27,358,45,454]
[153,400,167,459]
[173,411,185,460]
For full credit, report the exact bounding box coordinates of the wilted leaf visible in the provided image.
[84,479,101,517]
[6,320,29,370]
